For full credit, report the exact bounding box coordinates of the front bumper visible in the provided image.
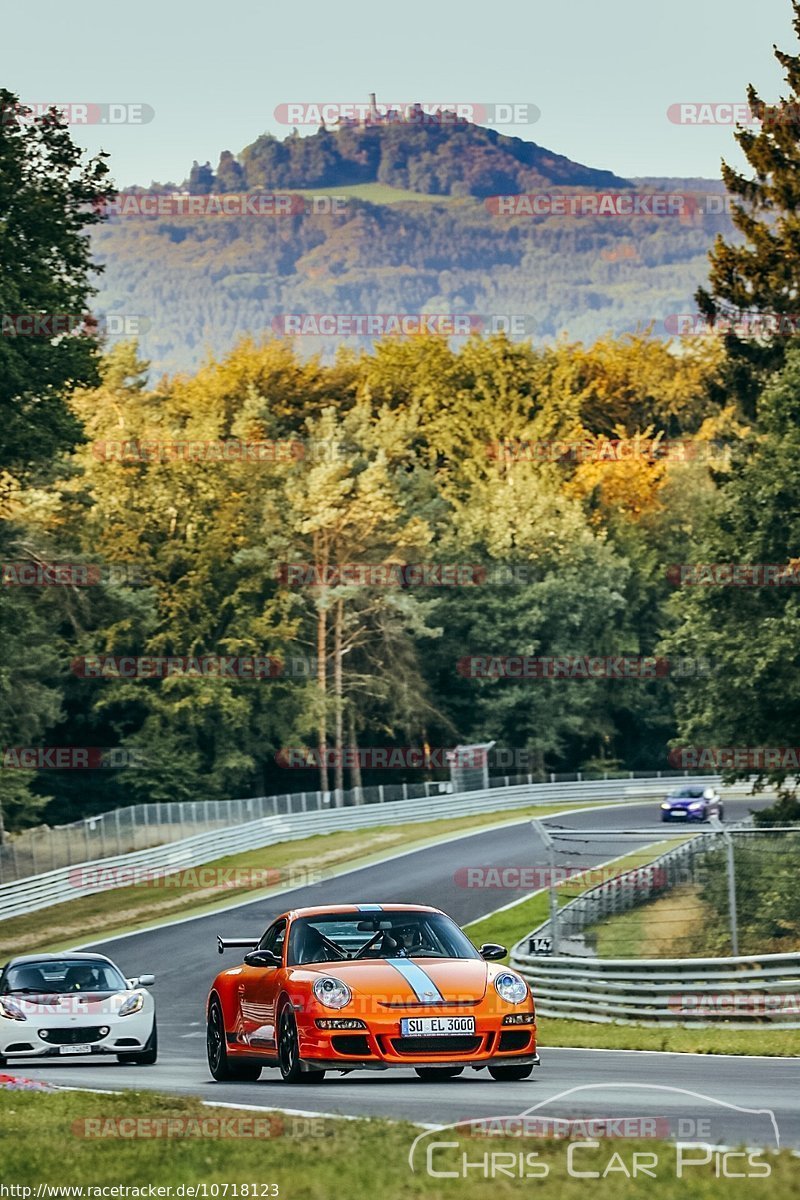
[0,1012,154,1058]
[300,1052,541,1073]
[294,1013,538,1069]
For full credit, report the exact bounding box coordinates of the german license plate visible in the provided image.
[400,1016,475,1036]
[59,1043,92,1054]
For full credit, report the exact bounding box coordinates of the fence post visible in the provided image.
[724,829,739,956]
[115,808,123,855]
[532,819,559,953]
[378,785,385,804]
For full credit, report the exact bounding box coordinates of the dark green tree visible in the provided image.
[662,348,800,819]
[696,0,800,416]
[0,91,113,477]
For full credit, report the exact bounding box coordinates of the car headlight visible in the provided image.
[660,803,671,809]
[0,997,26,1022]
[313,977,351,1009]
[688,801,704,810]
[118,992,145,1017]
[494,971,528,1005]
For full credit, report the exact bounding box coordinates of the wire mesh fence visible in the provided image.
[525,823,800,960]
[0,767,716,885]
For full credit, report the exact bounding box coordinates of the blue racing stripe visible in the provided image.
[387,958,444,1003]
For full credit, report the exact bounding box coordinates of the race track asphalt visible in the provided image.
[11,797,799,1149]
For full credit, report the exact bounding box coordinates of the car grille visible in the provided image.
[391,1035,482,1055]
[498,1030,532,1051]
[41,1027,105,1044]
[331,1035,372,1056]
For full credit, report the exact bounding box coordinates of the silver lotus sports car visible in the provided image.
[0,952,157,1064]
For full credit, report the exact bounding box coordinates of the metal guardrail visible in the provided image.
[510,947,800,1028]
[0,767,721,884]
[510,824,800,1027]
[0,776,724,921]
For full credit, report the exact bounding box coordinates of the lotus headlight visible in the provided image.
[118,992,145,1017]
[0,997,26,1022]
[313,977,351,1009]
[660,802,671,809]
[494,971,528,1005]
[688,801,704,810]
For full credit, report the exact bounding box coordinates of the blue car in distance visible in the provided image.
[660,785,724,823]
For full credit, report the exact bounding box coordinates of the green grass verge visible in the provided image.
[1,1090,795,1196]
[590,883,707,959]
[539,1018,800,1056]
[465,839,800,1057]
[0,802,616,960]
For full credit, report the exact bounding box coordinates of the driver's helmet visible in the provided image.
[64,964,97,991]
[391,922,423,951]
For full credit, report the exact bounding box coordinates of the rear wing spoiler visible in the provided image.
[217,936,259,955]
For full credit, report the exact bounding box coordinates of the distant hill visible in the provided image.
[91,117,735,377]
[184,116,632,198]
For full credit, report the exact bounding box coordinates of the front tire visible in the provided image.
[488,1063,533,1081]
[278,1006,325,1084]
[206,1000,262,1082]
[415,1067,464,1081]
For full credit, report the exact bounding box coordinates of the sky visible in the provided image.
[0,0,795,187]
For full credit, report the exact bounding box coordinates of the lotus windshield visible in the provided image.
[2,959,128,994]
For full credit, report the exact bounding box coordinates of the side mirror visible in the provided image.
[479,943,507,961]
[243,950,281,968]
[137,974,156,987]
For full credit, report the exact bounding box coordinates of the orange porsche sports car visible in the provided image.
[206,903,539,1084]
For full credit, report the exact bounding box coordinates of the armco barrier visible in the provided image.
[0,775,730,921]
[510,947,800,1028]
[0,768,721,884]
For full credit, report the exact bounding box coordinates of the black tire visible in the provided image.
[206,1000,262,1082]
[117,1020,158,1065]
[488,1063,534,1081]
[278,1005,325,1084]
[0,1055,6,1067]
[415,1067,464,1081]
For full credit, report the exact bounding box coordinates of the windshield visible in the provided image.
[672,788,705,799]
[287,911,482,966]
[2,959,128,994]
